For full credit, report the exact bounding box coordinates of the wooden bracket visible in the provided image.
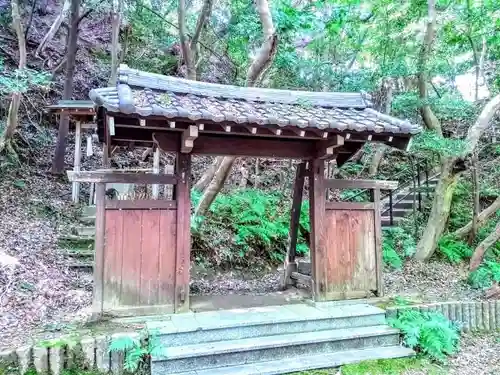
[270,128,282,136]
[316,135,345,158]
[181,125,198,153]
[290,128,306,137]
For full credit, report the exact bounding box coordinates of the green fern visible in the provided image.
[109,329,164,372]
[389,310,460,363]
[438,236,473,264]
[468,261,500,290]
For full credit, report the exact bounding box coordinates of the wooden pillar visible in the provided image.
[175,153,191,312]
[371,188,384,297]
[72,121,82,203]
[282,162,306,289]
[308,158,326,300]
[152,147,160,199]
[92,182,106,319]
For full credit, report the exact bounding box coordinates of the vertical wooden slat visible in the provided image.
[120,209,143,305]
[140,210,161,304]
[158,210,176,308]
[104,209,124,309]
[175,153,191,312]
[308,159,325,300]
[152,148,160,199]
[371,188,383,296]
[282,162,306,288]
[72,121,82,203]
[93,183,106,318]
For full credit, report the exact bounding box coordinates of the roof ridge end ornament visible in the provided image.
[360,90,373,108]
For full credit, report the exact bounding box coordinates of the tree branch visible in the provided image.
[190,0,213,54]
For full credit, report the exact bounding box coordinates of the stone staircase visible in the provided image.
[380,174,440,228]
[146,302,413,375]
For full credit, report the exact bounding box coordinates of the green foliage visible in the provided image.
[410,130,467,158]
[468,261,500,290]
[109,329,164,373]
[448,179,473,231]
[437,235,473,264]
[382,227,416,269]
[0,62,51,96]
[192,189,309,267]
[389,310,460,363]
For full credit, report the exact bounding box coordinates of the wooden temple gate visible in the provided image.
[61,64,420,317]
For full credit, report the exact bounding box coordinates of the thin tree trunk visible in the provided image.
[194,0,278,217]
[470,221,500,272]
[51,0,80,174]
[0,0,26,153]
[193,157,222,191]
[108,0,121,86]
[417,0,442,135]
[453,196,500,239]
[415,158,458,261]
[468,151,480,244]
[35,0,71,57]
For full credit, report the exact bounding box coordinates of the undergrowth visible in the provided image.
[437,235,473,264]
[468,261,500,290]
[389,309,460,363]
[191,189,309,267]
[382,227,416,269]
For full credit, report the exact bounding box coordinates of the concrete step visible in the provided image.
[72,226,96,237]
[153,325,400,373]
[80,215,96,224]
[149,304,387,347]
[165,346,414,375]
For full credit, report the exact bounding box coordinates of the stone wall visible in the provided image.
[0,333,139,375]
[386,300,500,332]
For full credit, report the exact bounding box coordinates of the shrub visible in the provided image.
[388,309,460,363]
[382,227,416,269]
[437,235,473,264]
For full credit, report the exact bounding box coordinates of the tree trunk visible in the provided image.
[468,151,480,244]
[452,196,500,239]
[194,157,234,217]
[414,92,500,261]
[35,0,71,57]
[51,0,80,174]
[415,158,458,261]
[108,0,121,86]
[417,0,442,135]
[193,157,222,191]
[193,0,277,217]
[0,0,26,153]
[470,221,500,271]
[369,145,386,176]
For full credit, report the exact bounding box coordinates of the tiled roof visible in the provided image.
[89,65,421,135]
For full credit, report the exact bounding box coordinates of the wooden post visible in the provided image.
[371,188,383,297]
[282,162,306,289]
[152,147,160,199]
[175,153,191,312]
[72,121,82,203]
[92,182,106,319]
[164,164,174,199]
[308,158,326,300]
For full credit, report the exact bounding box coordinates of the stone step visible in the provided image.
[80,215,96,224]
[153,325,400,373]
[83,205,96,217]
[149,304,387,347]
[165,346,414,375]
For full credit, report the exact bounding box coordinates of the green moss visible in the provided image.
[341,357,445,375]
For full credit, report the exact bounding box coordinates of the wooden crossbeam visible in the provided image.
[325,179,398,190]
[67,170,178,184]
[316,134,345,158]
[181,125,198,153]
